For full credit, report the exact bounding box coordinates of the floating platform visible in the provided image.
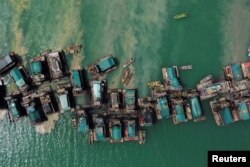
[156,96,171,120]
[92,115,107,142]
[162,66,182,91]
[71,69,85,96]
[90,80,106,106]
[123,119,138,141]
[108,89,122,114]
[109,119,123,143]
[46,51,68,80]
[88,55,117,79]
[30,55,49,84]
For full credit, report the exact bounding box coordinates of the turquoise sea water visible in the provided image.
[1,0,250,166]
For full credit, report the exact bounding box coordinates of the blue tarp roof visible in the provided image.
[239,103,250,120]
[59,94,70,110]
[176,104,186,122]
[72,70,82,88]
[96,127,106,141]
[190,97,202,118]
[167,67,182,89]
[112,126,122,140]
[157,97,170,118]
[231,64,243,81]
[128,124,136,137]
[125,89,135,106]
[10,67,26,87]
[27,106,41,122]
[8,101,20,119]
[97,57,116,72]
[78,117,89,133]
[31,61,42,75]
[93,81,102,99]
[222,107,233,124]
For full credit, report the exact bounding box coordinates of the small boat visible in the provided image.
[174,12,188,19]
[138,130,146,144]
[179,65,192,70]
[123,57,135,68]
[147,81,161,88]
[66,44,82,54]
[89,130,94,144]
[248,46,250,56]
[72,117,77,128]
[122,68,133,86]
[199,75,213,84]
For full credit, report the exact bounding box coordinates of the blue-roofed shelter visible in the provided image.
[31,61,42,75]
[125,89,136,109]
[157,97,170,118]
[10,67,26,88]
[27,106,41,123]
[96,127,106,141]
[59,94,70,111]
[8,101,20,119]
[112,126,122,140]
[72,70,82,88]
[239,103,250,120]
[231,64,243,81]
[222,107,233,124]
[78,117,89,133]
[167,67,182,89]
[128,123,136,137]
[175,104,186,122]
[97,57,116,72]
[92,81,103,104]
[190,97,202,119]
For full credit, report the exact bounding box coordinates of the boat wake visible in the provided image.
[35,112,59,134]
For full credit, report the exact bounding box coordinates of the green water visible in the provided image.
[1,0,250,166]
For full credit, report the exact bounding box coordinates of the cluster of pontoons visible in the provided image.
[197,62,250,126]
[1,47,250,144]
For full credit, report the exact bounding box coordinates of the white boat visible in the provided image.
[179,65,192,70]
[248,46,250,56]
[199,75,213,84]
[123,57,135,68]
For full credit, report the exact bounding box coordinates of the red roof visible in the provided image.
[242,62,250,67]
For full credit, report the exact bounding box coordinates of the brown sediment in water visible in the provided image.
[35,112,59,134]
[9,0,29,55]
[71,52,84,70]
[0,109,8,121]
[51,1,83,49]
[109,68,124,88]
[221,0,250,64]
[49,1,84,69]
